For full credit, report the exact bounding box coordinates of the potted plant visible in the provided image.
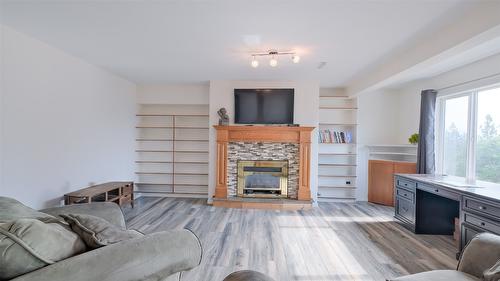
[408,133,419,145]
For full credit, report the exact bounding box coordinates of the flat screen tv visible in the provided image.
[234,89,294,124]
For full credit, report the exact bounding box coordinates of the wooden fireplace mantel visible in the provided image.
[214,125,315,201]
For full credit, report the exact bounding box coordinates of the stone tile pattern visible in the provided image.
[227,142,299,199]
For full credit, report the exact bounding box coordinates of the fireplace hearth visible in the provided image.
[237,160,288,198]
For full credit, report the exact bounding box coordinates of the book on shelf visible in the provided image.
[345,131,352,143]
[319,129,353,144]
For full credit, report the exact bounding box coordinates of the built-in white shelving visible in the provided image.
[135,104,209,198]
[317,93,358,202]
[366,144,417,162]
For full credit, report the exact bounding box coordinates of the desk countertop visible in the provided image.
[395,174,500,202]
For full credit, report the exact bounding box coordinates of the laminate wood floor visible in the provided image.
[122,197,457,281]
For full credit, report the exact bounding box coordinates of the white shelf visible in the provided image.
[317,95,358,202]
[319,96,351,100]
[366,144,417,148]
[316,197,356,202]
[318,185,357,189]
[136,114,209,117]
[318,175,357,178]
[136,104,209,197]
[318,164,357,167]
[316,108,358,188]
[319,143,356,145]
[366,143,418,164]
[319,107,358,110]
[319,153,357,156]
[319,123,358,126]
[369,152,417,156]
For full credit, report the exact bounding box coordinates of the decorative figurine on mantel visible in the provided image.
[218,107,229,125]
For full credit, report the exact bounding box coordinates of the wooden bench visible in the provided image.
[64,181,134,207]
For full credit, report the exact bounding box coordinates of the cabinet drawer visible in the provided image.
[396,178,416,190]
[396,188,414,203]
[463,197,500,220]
[463,212,500,234]
[417,183,461,201]
[461,223,484,250]
[395,196,415,223]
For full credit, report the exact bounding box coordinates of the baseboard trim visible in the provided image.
[134,192,208,199]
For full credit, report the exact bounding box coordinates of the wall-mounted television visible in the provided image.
[234,89,294,124]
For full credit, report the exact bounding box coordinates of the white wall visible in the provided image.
[357,86,421,146]
[356,89,402,201]
[0,26,136,209]
[207,80,320,204]
[137,83,208,104]
[357,90,401,145]
[393,82,422,144]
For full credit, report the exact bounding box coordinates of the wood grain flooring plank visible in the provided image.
[123,198,457,281]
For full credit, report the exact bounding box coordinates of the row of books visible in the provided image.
[319,130,353,143]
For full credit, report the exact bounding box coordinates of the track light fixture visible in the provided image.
[249,50,300,68]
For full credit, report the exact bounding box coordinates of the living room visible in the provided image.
[2,1,500,281]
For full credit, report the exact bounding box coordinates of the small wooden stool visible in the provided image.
[223,270,275,281]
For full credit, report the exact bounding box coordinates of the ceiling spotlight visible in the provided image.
[292,55,300,63]
[269,56,278,67]
[251,56,259,68]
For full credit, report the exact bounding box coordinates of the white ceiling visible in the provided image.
[0,0,471,87]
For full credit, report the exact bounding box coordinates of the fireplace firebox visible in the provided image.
[237,160,288,198]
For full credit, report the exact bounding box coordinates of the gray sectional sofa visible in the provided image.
[0,197,202,281]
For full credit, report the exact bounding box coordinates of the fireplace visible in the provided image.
[237,160,288,198]
[213,125,314,205]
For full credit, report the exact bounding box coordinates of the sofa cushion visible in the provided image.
[388,270,480,281]
[41,202,127,230]
[0,196,61,223]
[483,259,500,281]
[0,218,86,279]
[61,213,143,248]
[458,233,500,279]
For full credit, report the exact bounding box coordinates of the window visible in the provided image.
[442,95,469,178]
[438,85,500,184]
[476,88,500,183]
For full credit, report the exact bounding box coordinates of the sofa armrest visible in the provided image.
[40,202,126,229]
[11,229,202,281]
[458,232,500,278]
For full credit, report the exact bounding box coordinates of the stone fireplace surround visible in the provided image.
[213,125,314,207]
[228,142,299,198]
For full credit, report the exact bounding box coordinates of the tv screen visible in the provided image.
[234,89,294,124]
